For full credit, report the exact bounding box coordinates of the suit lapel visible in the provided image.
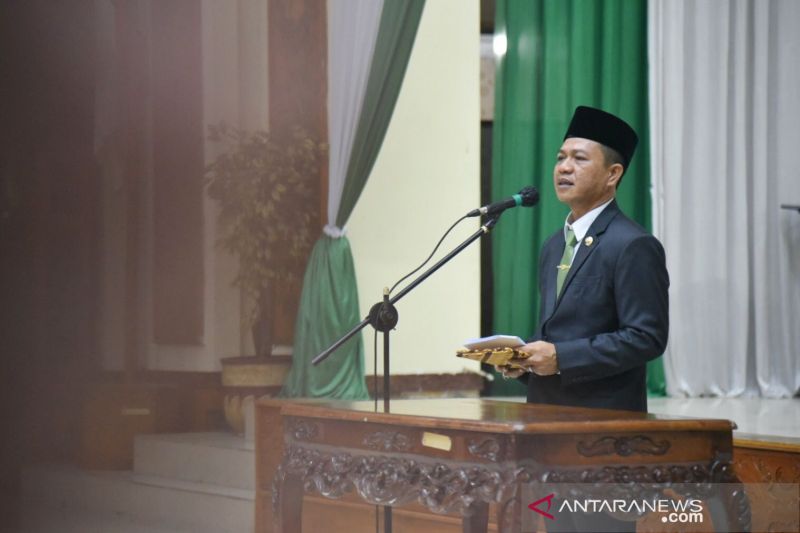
[552,200,620,311]
[541,238,561,317]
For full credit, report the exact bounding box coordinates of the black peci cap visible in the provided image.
[564,106,638,168]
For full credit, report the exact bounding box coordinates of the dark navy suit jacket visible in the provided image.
[521,200,669,412]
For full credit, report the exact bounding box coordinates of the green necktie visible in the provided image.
[556,228,578,296]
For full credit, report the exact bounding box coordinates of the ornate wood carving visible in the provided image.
[542,459,737,485]
[750,456,800,484]
[287,418,319,442]
[576,435,671,457]
[362,430,411,452]
[732,449,799,532]
[497,495,522,532]
[274,444,533,517]
[275,444,754,531]
[467,437,504,462]
[272,462,286,512]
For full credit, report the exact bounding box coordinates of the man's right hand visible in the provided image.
[498,365,527,379]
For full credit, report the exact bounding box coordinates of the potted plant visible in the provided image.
[205,123,324,357]
[206,124,324,434]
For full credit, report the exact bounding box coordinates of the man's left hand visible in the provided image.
[518,341,559,376]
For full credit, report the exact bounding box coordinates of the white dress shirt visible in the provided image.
[563,198,614,265]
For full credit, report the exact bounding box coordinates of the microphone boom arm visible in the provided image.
[311,215,501,366]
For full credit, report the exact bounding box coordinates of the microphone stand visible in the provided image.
[310,214,502,533]
[312,214,501,378]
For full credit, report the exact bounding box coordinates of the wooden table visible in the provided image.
[264,399,750,532]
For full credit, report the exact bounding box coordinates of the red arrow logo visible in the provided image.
[528,493,555,520]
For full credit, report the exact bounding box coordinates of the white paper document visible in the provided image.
[461,334,525,351]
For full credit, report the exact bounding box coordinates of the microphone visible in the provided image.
[466,186,539,217]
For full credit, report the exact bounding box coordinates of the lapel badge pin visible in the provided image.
[584,236,594,247]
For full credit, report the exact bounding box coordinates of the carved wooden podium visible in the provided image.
[257,398,750,533]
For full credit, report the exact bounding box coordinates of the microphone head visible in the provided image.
[519,186,539,207]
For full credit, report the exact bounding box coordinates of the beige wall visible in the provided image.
[347,0,483,376]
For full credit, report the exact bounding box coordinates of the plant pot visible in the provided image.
[220,355,292,435]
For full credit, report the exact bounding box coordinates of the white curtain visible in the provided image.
[649,0,800,398]
[325,0,383,235]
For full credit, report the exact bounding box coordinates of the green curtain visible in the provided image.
[489,0,665,396]
[337,0,426,226]
[280,236,368,398]
[281,0,426,398]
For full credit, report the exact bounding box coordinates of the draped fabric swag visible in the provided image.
[281,0,426,398]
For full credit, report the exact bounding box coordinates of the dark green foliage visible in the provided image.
[205,123,326,320]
